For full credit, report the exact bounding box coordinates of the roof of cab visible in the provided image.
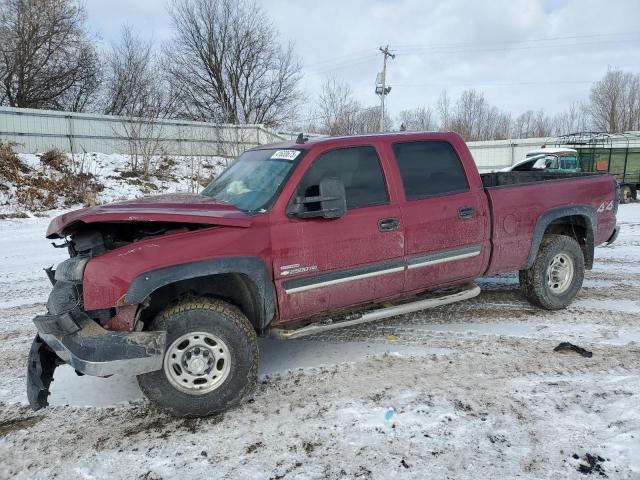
[526,147,578,155]
[251,131,461,151]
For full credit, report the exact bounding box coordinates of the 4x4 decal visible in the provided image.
[596,200,614,213]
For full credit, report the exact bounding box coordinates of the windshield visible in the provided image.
[512,158,539,171]
[201,148,302,212]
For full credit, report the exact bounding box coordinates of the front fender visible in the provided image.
[124,257,276,330]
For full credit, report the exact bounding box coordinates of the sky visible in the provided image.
[85,0,640,123]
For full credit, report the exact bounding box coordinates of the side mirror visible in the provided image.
[289,177,347,219]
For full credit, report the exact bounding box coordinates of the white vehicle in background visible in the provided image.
[502,148,581,173]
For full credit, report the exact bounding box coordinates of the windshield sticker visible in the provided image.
[271,150,300,161]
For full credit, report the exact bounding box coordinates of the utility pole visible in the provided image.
[375,45,395,132]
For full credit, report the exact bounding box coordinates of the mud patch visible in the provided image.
[122,412,213,438]
[0,415,42,437]
[123,416,171,438]
[246,441,264,454]
[574,452,608,476]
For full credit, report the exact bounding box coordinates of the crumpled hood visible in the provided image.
[46,194,252,238]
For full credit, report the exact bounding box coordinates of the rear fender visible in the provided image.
[525,205,596,269]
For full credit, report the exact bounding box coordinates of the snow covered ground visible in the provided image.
[0,204,638,479]
[0,151,227,215]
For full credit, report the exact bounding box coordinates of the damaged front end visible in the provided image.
[28,195,253,410]
[27,233,166,411]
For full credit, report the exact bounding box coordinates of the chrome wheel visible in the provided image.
[546,253,574,294]
[163,332,231,394]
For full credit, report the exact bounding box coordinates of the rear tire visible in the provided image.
[620,185,633,204]
[137,298,258,417]
[519,234,584,310]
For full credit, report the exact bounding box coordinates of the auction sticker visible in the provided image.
[271,150,300,160]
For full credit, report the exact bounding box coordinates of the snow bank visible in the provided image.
[0,151,228,215]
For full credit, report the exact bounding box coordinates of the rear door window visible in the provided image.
[391,141,468,199]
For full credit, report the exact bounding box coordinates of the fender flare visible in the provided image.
[124,256,276,329]
[525,205,596,269]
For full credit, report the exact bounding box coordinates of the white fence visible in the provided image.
[3,106,637,170]
[0,106,293,157]
[467,137,549,171]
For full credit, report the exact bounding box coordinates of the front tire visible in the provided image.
[137,298,259,417]
[519,234,585,310]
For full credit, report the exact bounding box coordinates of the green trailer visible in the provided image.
[553,132,640,203]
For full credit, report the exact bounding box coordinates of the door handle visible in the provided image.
[458,207,475,219]
[378,217,400,232]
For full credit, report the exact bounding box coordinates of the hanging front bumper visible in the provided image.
[26,279,166,410]
[33,310,166,377]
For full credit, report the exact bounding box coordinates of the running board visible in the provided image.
[270,283,481,340]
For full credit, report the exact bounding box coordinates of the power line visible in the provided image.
[300,31,640,74]
[304,53,379,74]
[392,80,596,88]
[390,31,640,51]
[392,39,640,58]
[302,49,378,69]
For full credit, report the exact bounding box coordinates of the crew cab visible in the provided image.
[27,132,619,417]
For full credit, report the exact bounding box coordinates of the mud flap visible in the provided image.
[26,335,64,410]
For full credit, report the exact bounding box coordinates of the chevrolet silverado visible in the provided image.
[27,132,619,417]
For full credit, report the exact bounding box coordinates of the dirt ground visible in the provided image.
[0,204,638,479]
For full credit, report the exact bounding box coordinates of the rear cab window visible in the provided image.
[560,155,578,169]
[391,141,469,199]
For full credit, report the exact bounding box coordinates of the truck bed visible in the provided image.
[481,171,617,276]
[480,171,604,188]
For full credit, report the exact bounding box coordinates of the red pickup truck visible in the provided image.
[27,132,619,417]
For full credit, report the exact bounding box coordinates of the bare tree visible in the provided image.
[165,0,302,126]
[0,0,100,110]
[309,78,393,135]
[449,89,512,141]
[397,106,436,132]
[436,90,451,131]
[587,68,640,132]
[356,106,392,133]
[513,110,534,138]
[513,110,553,138]
[57,45,101,112]
[117,114,167,179]
[115,77,171,179]
[486,108,512,140]
[315,78,361,135]
[102,25,173,117]
[552,102,589,135]
[104,26,177,179]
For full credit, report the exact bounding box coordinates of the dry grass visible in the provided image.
[0,211,29,220]
[0,142,30,184]
[0,143,104,211]
[40,148,66,171]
